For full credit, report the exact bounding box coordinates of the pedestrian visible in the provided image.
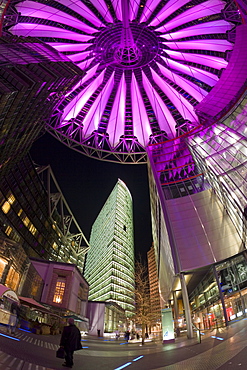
[125,330,130,342]
[115,330,120,340]
[8,301,20,334]
[60,318,82,368]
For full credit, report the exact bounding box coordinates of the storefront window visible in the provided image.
[53,277,66,304]
[5,266,20,291]
[190,254,247,330]
[0,258,7,279]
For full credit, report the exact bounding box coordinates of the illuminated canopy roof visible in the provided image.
[7,0,240,162]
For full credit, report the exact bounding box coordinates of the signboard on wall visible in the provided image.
[161,308,175,343]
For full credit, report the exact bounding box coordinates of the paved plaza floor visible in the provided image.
[0,319,247,369]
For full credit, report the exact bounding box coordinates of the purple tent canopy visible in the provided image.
[6,0,241,163]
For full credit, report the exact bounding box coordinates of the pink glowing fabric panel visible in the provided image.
[140,0,162,23]
[76,58,95,70]
[160,56,218,86]
[156,63,207,102]
[151,69,199,124]
[83,73,115,137]
[57,0,105,27]
[8,0,236,150]
[112,0,122,21]
[69,51,92,63]
[150,0,190,26]
[66,64,100,97]
[15,1,97,33]
[162,21,233,40]
[156,0,225,32]
[129,0,140,21]
[142,71,177,137]
[10,23,94,41]
[47,43,92,52]
[165,51,228,70]
[162,40,233,53]
[62,69,105,121]
[90,0,113,23]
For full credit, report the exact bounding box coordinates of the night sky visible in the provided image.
[30,132,152,260]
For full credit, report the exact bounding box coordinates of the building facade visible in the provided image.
[84,179,135,319]
[0,35,82,175]
[28,258,89,328]
[87,301,126,336]
[147,23,247,335]
[0,155,89,272]
[0,236,29,297]
[147,244,161,334]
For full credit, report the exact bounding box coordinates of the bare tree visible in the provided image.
[134,255,153,345]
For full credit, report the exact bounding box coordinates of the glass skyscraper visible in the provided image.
[84,179,135,317]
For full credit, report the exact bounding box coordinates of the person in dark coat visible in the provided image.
[125,330,130,342]
[8,301,21,334]
[60,318,82,368]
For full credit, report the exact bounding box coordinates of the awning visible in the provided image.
[0,284,19,303]
[64,314,88,323]
[18,296,49,312]
[63,314,89,331]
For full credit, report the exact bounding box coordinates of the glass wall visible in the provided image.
[190,253,247,329]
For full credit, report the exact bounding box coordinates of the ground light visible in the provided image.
[0,333,20,341]
[114,356,144,370]
[211,336,224,341]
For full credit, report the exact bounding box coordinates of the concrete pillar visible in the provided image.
[173,290,179,323]
[180,273,193,339]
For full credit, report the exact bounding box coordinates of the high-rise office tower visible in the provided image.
[84,179,135,317]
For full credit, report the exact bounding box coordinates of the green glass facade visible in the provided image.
[84,179,135,317]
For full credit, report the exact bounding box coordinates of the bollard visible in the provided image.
[196,329,201,344]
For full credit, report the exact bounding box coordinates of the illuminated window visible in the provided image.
[2,194,16,213]
[31,274,43,298]
[6,267,20,291]
[0,258,7,279]
[5,226,12,236]
[22,216,30,227]
[18,209,22,217]
[29,224,37,235]
[53,277,66,304]
[8,195,15,204]
[2,201,11,214]
[52,242,58,250]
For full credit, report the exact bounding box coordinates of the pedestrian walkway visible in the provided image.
[0,326,58,370]
[1,320,247,369]
[0,350,54,370]
[15,331,59,351]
